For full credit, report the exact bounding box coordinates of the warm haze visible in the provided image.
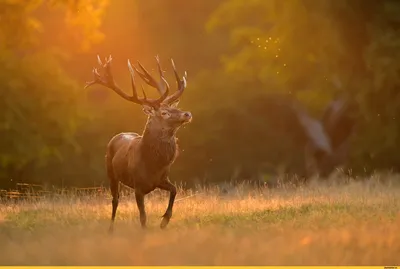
[1,0,400,266]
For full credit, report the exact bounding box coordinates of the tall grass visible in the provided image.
[0,174,399,265]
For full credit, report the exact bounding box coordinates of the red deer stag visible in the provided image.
[263,93,357,178]
[288,95,357,178]
[85,55,191,231]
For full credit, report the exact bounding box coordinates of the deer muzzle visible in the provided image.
[181,111,192,123]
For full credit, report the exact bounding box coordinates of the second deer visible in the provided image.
[85,55,192,231]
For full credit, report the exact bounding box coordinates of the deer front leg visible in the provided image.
[157,180,177,229]
[135,189,147,229]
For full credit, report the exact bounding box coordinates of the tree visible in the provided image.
[0,0,108,188]
[200,0,400,178]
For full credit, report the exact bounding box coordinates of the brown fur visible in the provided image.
[85,55,191,231]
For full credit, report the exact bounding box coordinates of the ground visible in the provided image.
[0,174,400,265]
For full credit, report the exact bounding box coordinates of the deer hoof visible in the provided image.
[160,217,170,229]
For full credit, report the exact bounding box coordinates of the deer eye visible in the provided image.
[161,111,168,116]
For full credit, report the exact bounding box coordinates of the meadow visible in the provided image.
[0,173,400,266]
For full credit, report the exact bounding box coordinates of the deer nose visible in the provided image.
[183,112,192,120]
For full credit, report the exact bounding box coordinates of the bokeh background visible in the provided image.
[1,0,399,189]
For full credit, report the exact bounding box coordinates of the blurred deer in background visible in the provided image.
[264,93,357,179]
[294,96,357,178]
[85,55,191,231]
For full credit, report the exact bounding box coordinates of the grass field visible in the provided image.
[1,174,400,265]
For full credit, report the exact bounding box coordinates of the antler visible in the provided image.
[286,98,333,155]
[265,94,333,155]
[321,97,357,150]
[163,58,187,104]
[84,55,168,108]
[133,57,187,105]
[133,55,170,96]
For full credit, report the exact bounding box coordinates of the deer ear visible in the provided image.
[142,105,155,116]
[169,99,180,108]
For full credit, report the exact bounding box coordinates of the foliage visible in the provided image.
[1,0,400,188]
[0,49,81,182]
[0,0,107,188]
[204,0,400,175]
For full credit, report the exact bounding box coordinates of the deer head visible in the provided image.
[85,55,192,133]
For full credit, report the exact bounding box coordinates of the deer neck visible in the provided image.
[142,118,178,142]
[140,119,178,170]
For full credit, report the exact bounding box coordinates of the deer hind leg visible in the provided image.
[106,156,119,234]
[157,180,177,229]
[109,180,120,233]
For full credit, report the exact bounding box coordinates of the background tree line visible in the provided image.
[1,0,399,189]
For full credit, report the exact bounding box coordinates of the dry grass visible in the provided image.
[1,174,400,265]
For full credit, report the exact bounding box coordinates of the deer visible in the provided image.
[263,93,357,179]
[84,55,192,231]
[292,96,357,178]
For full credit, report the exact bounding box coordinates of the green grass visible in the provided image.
[1,175,400,265]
